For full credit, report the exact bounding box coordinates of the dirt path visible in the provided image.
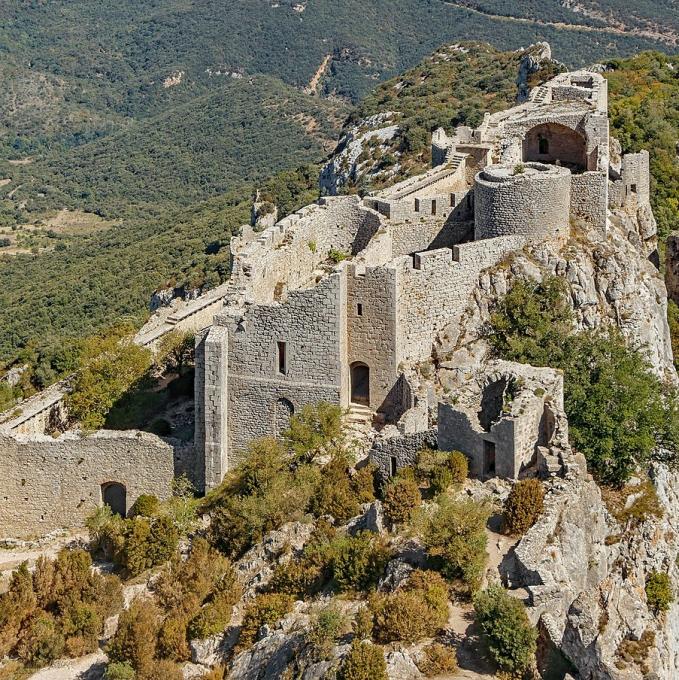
[443,1,678,46]
[28,653,106,680]
[305,54,332,95]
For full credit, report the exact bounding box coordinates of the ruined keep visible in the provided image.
[0,68,654,534]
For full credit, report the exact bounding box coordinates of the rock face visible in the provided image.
[438,201,675,382]
[516,42,557,103]
[319,112,399,195]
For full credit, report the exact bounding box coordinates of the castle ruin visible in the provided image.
[0,68,653,534]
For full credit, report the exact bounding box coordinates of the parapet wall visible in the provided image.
[474,163,571,242]
[395,235,526,364]
[0,431,179,538]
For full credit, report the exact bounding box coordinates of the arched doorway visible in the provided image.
[275,397,294,436]
[101,482,127,517]
[522,122,587,172]
[350,362,370,406]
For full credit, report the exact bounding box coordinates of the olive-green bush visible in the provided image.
[473,585,537,676]
[416,642,459,677]
[415,449,468,495]
[382,475,421,525]
[502,479,545,535]
[338,641,387,680]
[238,593,294,649]
[370,570,449,643]
[424,496,490,590]
[331,532,392,593]
[129,494,160,518]
[646,571,674,614]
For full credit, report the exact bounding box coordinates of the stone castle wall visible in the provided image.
[570,172,608,231]
[0,431,177,538]
[395,236,526,364]
[346,264,399,411]
[474,163,571,242]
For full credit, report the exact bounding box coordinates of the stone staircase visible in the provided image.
[344,404,379,454]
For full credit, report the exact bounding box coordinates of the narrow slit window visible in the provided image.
[277,341,287,374]
[390,456,398,477]
[357,303,363,316]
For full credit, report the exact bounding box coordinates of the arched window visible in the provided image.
[538,136,549,155]
[101,482,127,517]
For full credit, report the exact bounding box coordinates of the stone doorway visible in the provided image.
[350,362,370,406]
[483,440,496,478]
[102,482,127,517]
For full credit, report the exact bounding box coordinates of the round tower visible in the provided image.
[474,162,571,243]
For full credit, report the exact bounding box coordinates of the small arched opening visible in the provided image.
[350,362,370,406]
[275,397,295,436]
[101,482,127,517]
[522,122,587,172]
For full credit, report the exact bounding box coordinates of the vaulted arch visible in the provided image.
[522,122,587,172]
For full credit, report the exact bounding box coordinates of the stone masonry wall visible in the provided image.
[231,197,382,304]
[369,428,438,482]
[570,172,607,232]
[346,264,398,411]
[474,164,571,242]
[0,431,176,538]
[395,236,525,365]
[223,274,346,466]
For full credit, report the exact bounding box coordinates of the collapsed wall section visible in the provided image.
[0,431,177,538]
[231,197,382,304]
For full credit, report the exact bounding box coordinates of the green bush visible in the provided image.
[338,641,387,680]
[283,402,344,462]
[104,662,136,680]
[415,449,468,494]
[331,532,392,593]
[307,604,345,658]
[15,612,65,668]
[370,570,449,643]
[238,593,294,648]
[502,479,545,535]
[119,516,179,577]
[130,494,160,518]
[352,606,374,641]
[424,496,490,590]
[382,475,421,525]
[156,616,190,662]
[473,585,537,676]
[106,598,162,673]
[416,642,459,677]
[65,328,152,431]
[646,571,674,614]
[309,455,361,521]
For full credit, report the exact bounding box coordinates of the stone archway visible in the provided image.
[350,362,370,406]
[522,122,587,171]
[101,482,127,517]
[275,398,295,436]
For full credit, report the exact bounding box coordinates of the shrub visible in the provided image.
[383,475,421,525]
[238,593,294,648]
[307,604,345,658]
[338,641,387,680]
[130,494,160,518]
[417,643,459,677]
[284,402,344,462]
[107,598,162,673]
[332,533,391,593]
[156,616,190,661]
[502,479,545,535]
[310,455,361,521]
[104,662,136,680]
[138,659,183,680]
[352,606,373,641]
[187,585,240,640]
[473,585,537,676]
[370,570,449,643]
[353,464,378,504]
[488,277,678,486]
[119,516,179,577]
[416,449,468,495]
[66,329,152,431]
[424,496,490,590]
[646,571,674,614]
[328,248,349,264]
[15,611,65,668]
